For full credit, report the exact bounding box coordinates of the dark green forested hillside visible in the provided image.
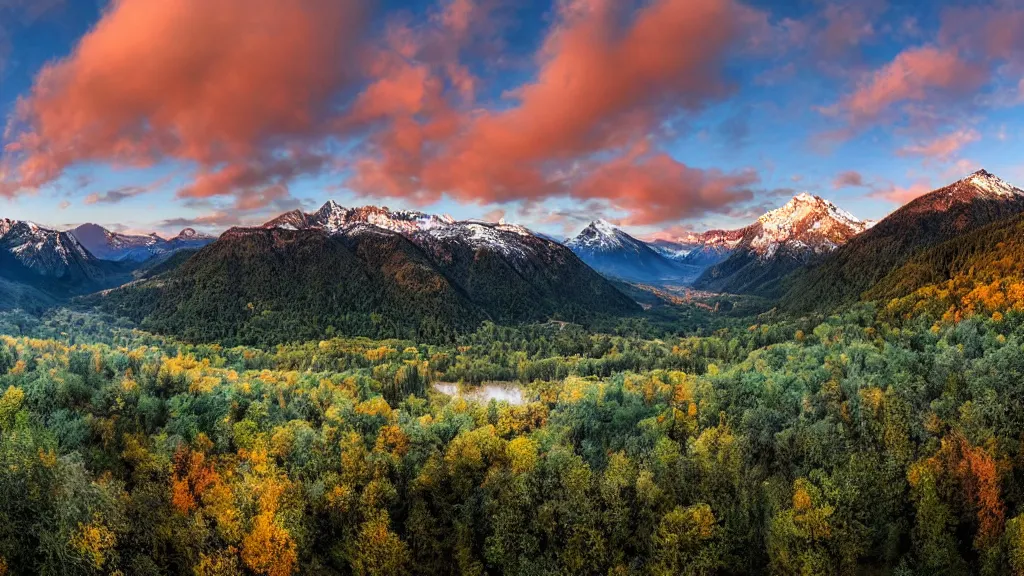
[693,247,809,299]
[92,227,639,346]
[92,228,485,345]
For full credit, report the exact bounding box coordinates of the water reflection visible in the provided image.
[433,382,526,406]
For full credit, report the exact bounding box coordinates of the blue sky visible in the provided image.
[0,0,1021,240]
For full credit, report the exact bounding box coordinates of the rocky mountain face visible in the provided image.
[70,223,215,262]
[567,220,702,283]
[683,193,869,296]
[0,219,104,282]
[264,202,549,259]
[0,218,130,307]
[782,170,1024,311]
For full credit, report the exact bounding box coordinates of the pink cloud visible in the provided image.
[940,4,1024,61]
[828,46,986,127]
[481,208,506,223]
[2,0,367,199]
[870,180,933,204]
[819,1,882,59]
[350,0,764,224]
[3,0,765,226]
[574,152,757,225]
[897,128,980,159]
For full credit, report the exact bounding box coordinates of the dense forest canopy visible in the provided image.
[0,303,1022,575]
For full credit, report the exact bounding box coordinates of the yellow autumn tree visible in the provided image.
[350,511,409,576]
[241,513,298,576]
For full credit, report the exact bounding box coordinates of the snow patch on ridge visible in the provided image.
[964,169,1024,198]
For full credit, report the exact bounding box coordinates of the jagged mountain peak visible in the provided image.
[897,170,1024,219]
[263,202,538,260]
[567,219,634,252]
[959,169,1022,198]
[175,227,200,239]
[0,218,100,280]
[591,219,620,235]
[692,194,870,295]
[68,222,215,262]
[292,201,457,235]
[759,193,861,227]
[567,219,700,282]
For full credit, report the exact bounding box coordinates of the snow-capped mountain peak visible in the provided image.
[68,223,216,262]
[566,220,698,282]
[757,193,863,231]
[749,193,868,257]
[0,218,100,278]
[657,193,869,266]
[592,219,619,237]
[293,202,457,235]
[263,202,543,260]
[962,169,1023,198]
[567,220,632,252]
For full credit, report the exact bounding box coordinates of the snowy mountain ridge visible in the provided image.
[70,223,216,262]
[961,169,1023,199]
[659,193,869,263]
[746,192,870,257]
[0,218,99,279]
[263,202,546,259]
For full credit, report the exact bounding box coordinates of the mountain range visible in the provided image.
[69,224,215,262]
[0,219,215,310]
[561,170,1024,312]
[92,203,639,344]
[691,192,872,297]
[0,218,113,299]
[782,169,1024,312]
[567,192,871,296]
[5,168,1024,342]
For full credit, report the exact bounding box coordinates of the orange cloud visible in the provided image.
[481,208,506,223]
[3,0,762,224]
[574,152,757,225]
[2,0,366,201]
[351,0,763,224]
[819,1,884,60]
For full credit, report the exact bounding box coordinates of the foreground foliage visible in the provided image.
[0,308,1023,574]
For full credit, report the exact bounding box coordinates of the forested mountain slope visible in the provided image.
[95,216,639,344]
[782,170,1024,312]
[865,212,1024,321]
